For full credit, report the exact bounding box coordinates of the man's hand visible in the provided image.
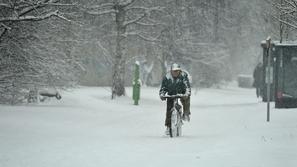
[176,93,189,100]
[160,95,166,101]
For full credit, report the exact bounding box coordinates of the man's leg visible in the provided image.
[181,96,191,121]
[181,96,191,115]
[256,87,260,98]
[165,99,174,127]
[260,88,263,98]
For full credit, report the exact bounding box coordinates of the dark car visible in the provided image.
[274,44,297,108]
[261,41,297,108]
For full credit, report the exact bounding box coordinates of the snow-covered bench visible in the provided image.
[27,88,61,103]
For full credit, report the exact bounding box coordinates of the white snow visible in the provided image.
[0,85,297,167]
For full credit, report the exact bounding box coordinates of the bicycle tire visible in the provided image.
[170,108,179,137]
[177,113,182,136]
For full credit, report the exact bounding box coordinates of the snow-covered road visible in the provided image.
[0,86,296,167]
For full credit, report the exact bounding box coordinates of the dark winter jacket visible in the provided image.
[253,64,263,88]
[159,71,191,96]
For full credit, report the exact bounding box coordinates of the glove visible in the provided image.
[160,94,166,101]
[177,94,189,100]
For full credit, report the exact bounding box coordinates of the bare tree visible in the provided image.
[83,0,163,99]
[0,0,84,104]
[153,0,235,86]
[272,0,297,41]
[0,0,73,39]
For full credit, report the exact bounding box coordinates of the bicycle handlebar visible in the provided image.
[160,94,188,98]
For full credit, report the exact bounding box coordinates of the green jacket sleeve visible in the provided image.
[183,72,191,96]
[159,76,168,96]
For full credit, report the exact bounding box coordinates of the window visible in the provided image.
[283,50,297,97]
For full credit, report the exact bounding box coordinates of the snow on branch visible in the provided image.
[0,10,65,22]
[97,41,114,64]
[40,2,78,7]
[0,28,7,39]
[86,3,114,9]
[293,0,297,6]
[126,6,166,13]
[276,17,297,29]
[123,6,165,27]
[135,21,162,27]
[272,0,297,29]
[124,32,160,42]
[0,3,11,8]
[55,13,72,22]
[81,2,115,15]
[84,9,117,16]
[18,0,59,16]
[273,0,297,13]
[134,17,166,27]
[123,13,146,27]
[13,0,77,10]
[182,50,229,68]
[0,23,11,30]
[121,0,137,7]
[284,0,297,8]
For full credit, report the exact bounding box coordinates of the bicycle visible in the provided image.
[162,94,186,137]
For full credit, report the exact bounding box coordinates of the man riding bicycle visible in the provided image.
[159,63,191,135]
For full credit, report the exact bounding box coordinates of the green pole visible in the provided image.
[133,61,141,105]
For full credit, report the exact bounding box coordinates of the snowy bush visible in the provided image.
[0,3,84,104]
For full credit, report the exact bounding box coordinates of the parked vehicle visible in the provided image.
[261,41,297,108]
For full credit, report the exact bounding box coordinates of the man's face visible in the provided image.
[171,70,180,78]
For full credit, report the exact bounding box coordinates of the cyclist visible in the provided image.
[159,63,191,135]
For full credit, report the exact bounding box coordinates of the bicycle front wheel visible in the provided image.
[170,109,179,137]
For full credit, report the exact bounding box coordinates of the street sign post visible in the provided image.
[266,36,271,122]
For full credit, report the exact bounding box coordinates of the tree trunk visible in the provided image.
[213,1,219,42]
[111,4,126,99]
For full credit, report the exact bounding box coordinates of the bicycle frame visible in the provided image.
[162,95,185,137]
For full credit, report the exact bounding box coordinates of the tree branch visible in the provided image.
[0,28,7,39]
[122,0,137,7]
[294,0,297,7]
[126,6,166,13]
[84,3,114,10]
[135,17,167,27]
[279,18,297,29]
[0,10,61,22]
[123,13,146,27]
[0,23,11,30]
[134,21,162,27]
[123,6,165,27]
[284,0,297,8]
[0,3,11,8]
[41,2,78,7]
[124,32,160,42]
[96,41,113,64]
[272,15,297,29]
[84,9,117,16]
[18,0,59,16]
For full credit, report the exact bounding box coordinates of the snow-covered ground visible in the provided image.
[0,85,296,167]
